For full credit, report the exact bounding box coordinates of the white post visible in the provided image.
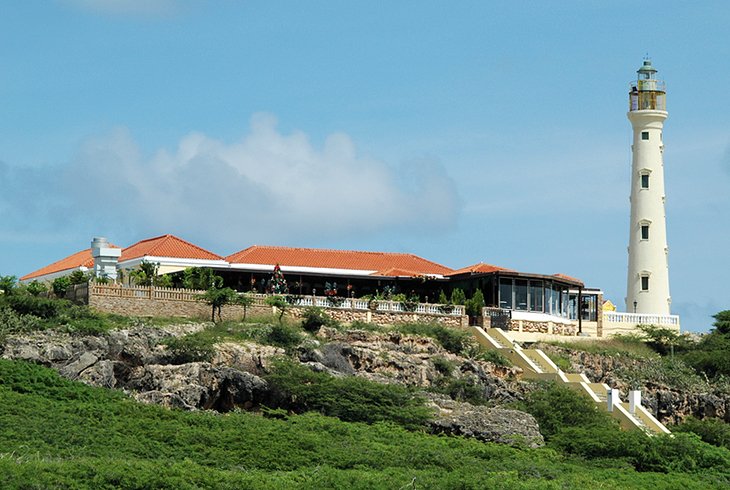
[607,388,621,412]
[628,390,641,414]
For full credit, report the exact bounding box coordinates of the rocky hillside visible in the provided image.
[536,342,730,425]
[0,322,543,447]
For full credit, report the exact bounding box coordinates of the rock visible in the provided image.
[213,342,284,374]
[127,362,267,411]
[426,394,544,448]
[59,351,100,379]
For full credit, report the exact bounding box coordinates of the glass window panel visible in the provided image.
[641,225,649,240]
[641,131,649,140]
[641,276,649,291]
[641,174,649,189]
[515,279,528,311]
[529,281,543,312]
[499,278,513,309]
[551,284,561,315]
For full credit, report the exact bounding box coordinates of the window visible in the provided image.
[641,276,649,291]
[641,174,649,189]
[529,281,543,312]
[514,279,528,311]
[641,131,649,140]
[499,278,513,309]
[641,224,649,240]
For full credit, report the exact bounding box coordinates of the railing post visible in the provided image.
[607,388,620,412]
[628,390,641,414]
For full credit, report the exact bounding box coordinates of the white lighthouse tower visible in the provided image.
[626,59,671,315]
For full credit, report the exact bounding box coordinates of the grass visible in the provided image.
[1,359,730,489]
[545,335,658,360]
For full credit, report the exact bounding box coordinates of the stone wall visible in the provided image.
[508,320,578,337]
[88,288,467,328]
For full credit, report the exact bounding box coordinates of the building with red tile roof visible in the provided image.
[226,245,452,278]
[20,234,597,324]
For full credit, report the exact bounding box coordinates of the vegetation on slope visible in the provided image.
[1,359,730,489]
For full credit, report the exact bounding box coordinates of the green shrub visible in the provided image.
[163,334,215,364]
[466,289,485,317]
[474,348,510,367]
[0,275,17,295]
[52,276,71,297]
[395,322,472,355]
[25,280,48,297]
[450,288,466,306]
[675,417,730,450]
[432,376,488,405]
[266,323,302,349]
[264,360,432,429]
[520,382,615,439]
[349,319,381,331]
[431,356,455,376]
[301,307,337,332]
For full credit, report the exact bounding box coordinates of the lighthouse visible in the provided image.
[626,59,671,315]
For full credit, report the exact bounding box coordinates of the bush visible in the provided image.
[520,382,614,439]
[395,322,472,355]
[431,356,455,376]
[264,360,432,429]
[675,417,730,450]
[432,376,488,405]
[163,334,215,364]
[52,276,71,297]
[349,320,381,331]
[474,348,510,367]
[26,280,48,297]
[301,307,337,332]
[266,323,302,349]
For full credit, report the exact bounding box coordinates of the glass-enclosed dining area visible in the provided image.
[498,277,571,317]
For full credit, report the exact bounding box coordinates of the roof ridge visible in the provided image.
[245,244,418,257]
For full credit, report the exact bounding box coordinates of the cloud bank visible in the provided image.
[1,114,460,251]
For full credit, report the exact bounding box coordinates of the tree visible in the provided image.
[266,295,288,324]
[200,287,237,322]
[52,276,71,297]
[183,267,223,290]
[639,324,682,357]
[129,260,170,287]
[451,288,466,306]
[236,293,255,322]
[437,290,449,305]
[68,270,90,285]
[466,289,485,317]
[712,310,730,335]
[26,281,48,297]
[269,264,288,294]
[0,275,17,295]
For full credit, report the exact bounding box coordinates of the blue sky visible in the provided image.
[1,1,728,331]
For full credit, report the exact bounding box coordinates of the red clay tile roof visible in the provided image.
[120,235,223,262]
[20,247,115,281]
[447,262,514,276]
[552,273,584,286]
[227,245,453,276]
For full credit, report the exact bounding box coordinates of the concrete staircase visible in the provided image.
[471,326,670,436]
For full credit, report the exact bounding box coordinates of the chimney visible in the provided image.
[91,237,121,281]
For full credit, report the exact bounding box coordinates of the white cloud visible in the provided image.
[34,114,460,249]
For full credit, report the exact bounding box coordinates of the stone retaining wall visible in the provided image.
[88,289,467,328]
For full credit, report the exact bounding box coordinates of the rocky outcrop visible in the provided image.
[1,324,269,412]
[310,328,527,404]
[536,343,730,424]
[2,323,544,446]
[426,393,544,448]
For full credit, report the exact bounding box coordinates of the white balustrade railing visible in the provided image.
[603,311,680,327]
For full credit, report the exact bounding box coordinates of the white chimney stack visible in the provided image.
[91,237,121,280]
